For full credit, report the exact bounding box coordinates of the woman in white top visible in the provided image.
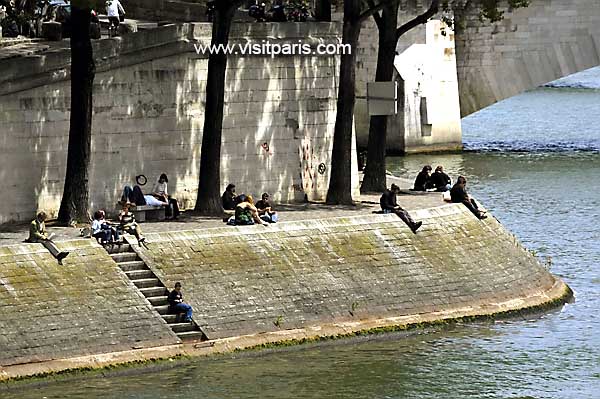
[152,173,180,219]
[106,0,125,33]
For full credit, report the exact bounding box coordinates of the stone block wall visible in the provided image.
[0,240,178,367]
[122,0,208,22]
[138,204,558,340]
[0,23,346,224]
[456,0,600,115]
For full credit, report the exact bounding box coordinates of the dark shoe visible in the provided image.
[478,214,488,220]
[56,251,69,264]
[411,221,423,234]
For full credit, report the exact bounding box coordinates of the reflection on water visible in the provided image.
[3,88,600,398]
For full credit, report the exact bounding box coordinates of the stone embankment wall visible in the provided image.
[0,240,178,368]
[456,0,600,116]
[138,204,565,340]
[0,206,571,379]
[0,23,353,224]
[122,0,208,22]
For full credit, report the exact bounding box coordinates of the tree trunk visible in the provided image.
[57,6,94,224]
[360,2,399,193]
[194,3,237,215]
[325,3,361,205]
[314,0,331,22]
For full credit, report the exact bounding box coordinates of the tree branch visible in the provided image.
[396,0,440,40]
[357,0,395,24]
[367,0,383,28]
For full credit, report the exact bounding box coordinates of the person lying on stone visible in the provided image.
[168,282,193,323]
[119,203,148,246]
[121,184,146,206]
[255,192,278,223]
[413,165,433,191]
[450,176,487,220]
[380,184,422,234]
[27,211,69,265]
[431,165,452,192]
[92,210,120,244]
[151,173,180,219]
[222,183,238,210]
[235,194,269,226]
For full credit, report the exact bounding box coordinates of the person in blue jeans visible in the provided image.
[168,282,193,322]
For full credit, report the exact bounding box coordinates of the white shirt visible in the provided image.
[153,181,168,196]
[92,219,103,234]
[106,0,125,17]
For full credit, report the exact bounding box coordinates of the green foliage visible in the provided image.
[439,0,530,28]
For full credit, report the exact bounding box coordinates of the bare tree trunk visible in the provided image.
[195,2,238,215]
[57,5,94,224]
[360,2,399,193]
[326,2,361,205]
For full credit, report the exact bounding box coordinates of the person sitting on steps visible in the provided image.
[119,203,148,247]
[380,184,423,234]
[27,211,69,265]
[168,282,193,323]
[92,210,119,244]
[151,173,180,220]
[450,176,487,220]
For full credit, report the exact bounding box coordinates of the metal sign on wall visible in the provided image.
[367,81,398,116]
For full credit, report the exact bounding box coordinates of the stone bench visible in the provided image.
[131,205,166,222]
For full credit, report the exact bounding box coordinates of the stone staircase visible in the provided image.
[106,243,206,342]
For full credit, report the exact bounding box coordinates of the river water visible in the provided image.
[4,72,600,398]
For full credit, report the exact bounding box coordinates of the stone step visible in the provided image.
[162,313,178,323]
[118,261,146,272]
[133,278,162,289]
[125,269,154,280]
[154,305,169,314]
[106,244,132,254]
[147,296,168,306]
[177,331,205,341]
[111,252,138,263]
[139,286,168,297]
[170,322,195,333]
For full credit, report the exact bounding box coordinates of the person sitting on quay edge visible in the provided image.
[92,210,119,244]
[119,203,148,246]
[222,183,238,210]
[380,184,423,234]
[27,211,69,265]
[413,165,433,191]
[431,165,452,192]
[255,192,278,223]
[168,282,193,323]
[450,176,487,220]
[235,194,269,226]
[152,173,180,219]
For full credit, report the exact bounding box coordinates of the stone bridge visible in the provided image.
[456,0,600,116]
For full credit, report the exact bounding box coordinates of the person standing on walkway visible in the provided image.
[27,212,69,265]
[168,282,193,323]
[151,173,180,219]
[106,0,125,36]
[380,184,423,234]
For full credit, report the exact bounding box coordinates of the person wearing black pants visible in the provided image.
[450,176,487,220]
[380,184,423,234]
[152,173,180,219]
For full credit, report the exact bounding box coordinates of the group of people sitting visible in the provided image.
[410,164,486,219]
[121,173,180,220]
[222,184,279,226]
[91,205,147,247]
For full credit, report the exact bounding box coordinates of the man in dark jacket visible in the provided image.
[168,282,193,322]
[431,165,451,192]
[222,184,237,210]
[413,165,433,191]
[380,184,423,234]
[450,176,487,219]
